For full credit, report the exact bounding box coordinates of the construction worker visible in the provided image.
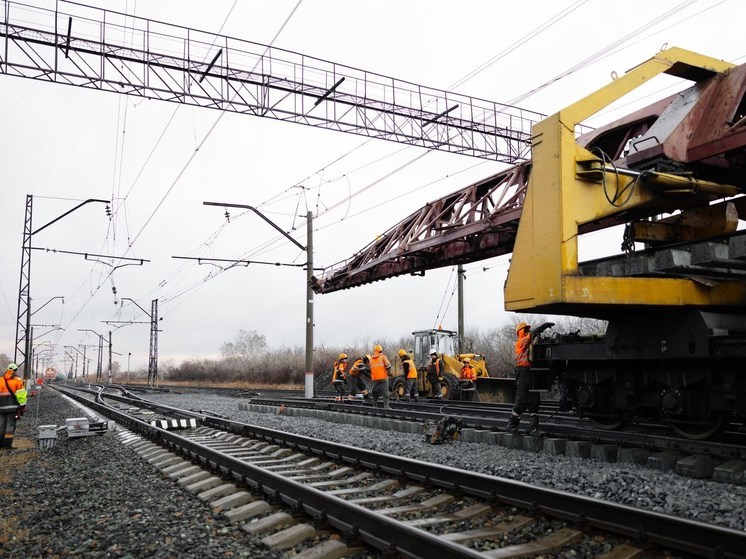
[331,353,348,402]
[347,356,369,401]
[508,322,540,434]
[398,349,419,401]
[459,357,476,402]
[427,349,444,399]
[369,344,391,408]
[1,363,28,449]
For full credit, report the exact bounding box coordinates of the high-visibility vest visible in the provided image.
[0,372,27,412]
[369,353,390,381]
[402,358,417,379]
[515,331,531,367]
[332,361,347,383]
[460,364,476,382]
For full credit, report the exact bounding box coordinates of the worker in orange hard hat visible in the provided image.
[398,349,418,402]
[508,321,554,434]
[331,353,348,402]
[369,344,391,409]
[1,363,28,449]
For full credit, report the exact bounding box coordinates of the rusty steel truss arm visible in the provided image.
[0,0,542,163]
[312,163,529,293]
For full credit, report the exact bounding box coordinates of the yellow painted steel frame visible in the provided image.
[505,47,746,315]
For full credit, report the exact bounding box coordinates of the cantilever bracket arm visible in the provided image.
[32,199,110,236]
[203,201,306,251]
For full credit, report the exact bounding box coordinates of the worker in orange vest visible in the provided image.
[508,322,538,433]
[331,353,348,402]
[1,363,28,449]
[398,349,419,402]
[368,344,391,408]
[347,356,369,401]
[459,357,477,401]
[427,349,444,399]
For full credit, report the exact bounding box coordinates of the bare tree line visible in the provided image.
[150,316,606,387]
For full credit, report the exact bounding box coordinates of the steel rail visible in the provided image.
[56,385,746,558]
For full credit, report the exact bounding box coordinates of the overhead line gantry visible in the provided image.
[0,0,542,163]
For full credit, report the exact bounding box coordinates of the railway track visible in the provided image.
[55,384,746,558]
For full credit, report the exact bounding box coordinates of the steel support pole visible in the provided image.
[457,264,465,354]
[108,331,113,383]
[305,211,314,399]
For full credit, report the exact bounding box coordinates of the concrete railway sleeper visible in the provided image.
[53,385,746,558]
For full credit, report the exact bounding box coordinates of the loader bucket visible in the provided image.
[475,377,515,404]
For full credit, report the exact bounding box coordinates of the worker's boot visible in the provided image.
[507,414,520,433]
[526,414,540,436]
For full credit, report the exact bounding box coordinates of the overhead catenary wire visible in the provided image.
[58,0,303,334]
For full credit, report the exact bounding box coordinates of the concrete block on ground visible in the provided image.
[713,459,746,484]
[590,444,618,463]
[459,428,478,442]
[647,450,683,472]
[475,431,498,445]
[494,433,512,447]
[522,436,543,452]
[676,455,715,479]
[617,448,650,466]
[504,433,523,450]
[543,438,566,456]
[565,441,591,459]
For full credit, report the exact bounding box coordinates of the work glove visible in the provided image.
[15,405,26,420]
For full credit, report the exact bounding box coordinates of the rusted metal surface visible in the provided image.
[312,164,529,293]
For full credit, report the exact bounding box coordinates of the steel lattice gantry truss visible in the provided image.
[0,0,542,163]
[312,163,529,293]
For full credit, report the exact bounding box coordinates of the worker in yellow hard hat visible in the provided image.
[459,357,476,401]
[347,356,370,401]
[331,353,348,402]
[369,344,391,408]
[398,349,418,402]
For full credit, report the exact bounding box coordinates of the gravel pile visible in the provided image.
[0,389,285,559]
[149,391,746,532]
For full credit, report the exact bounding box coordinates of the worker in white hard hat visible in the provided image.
[427,349,443,399]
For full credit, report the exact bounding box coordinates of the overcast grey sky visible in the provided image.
[0,0,743,372]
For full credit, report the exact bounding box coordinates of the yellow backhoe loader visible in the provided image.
[390,328,514,402]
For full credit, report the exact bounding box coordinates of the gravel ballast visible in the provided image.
[148,391,746,532]
[0,389,284,559]
[1,387,744,559]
